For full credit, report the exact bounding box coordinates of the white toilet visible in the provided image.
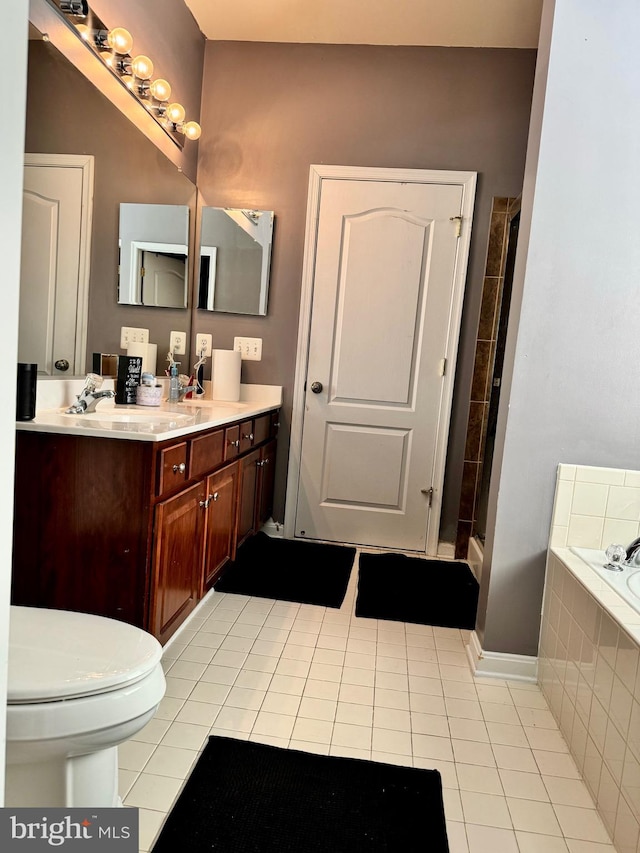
[5,605,166,807]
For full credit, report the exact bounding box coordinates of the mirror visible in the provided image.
[118,204,189,308]
[197,207,274,316]
[23,32,197,375]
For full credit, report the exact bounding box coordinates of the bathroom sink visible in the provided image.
[60,409,194,426]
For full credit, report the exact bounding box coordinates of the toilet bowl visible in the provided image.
[5,606,166,808]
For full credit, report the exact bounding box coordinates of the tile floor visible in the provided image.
[120,550,618,853]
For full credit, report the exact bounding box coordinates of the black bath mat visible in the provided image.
[152,735,449,853]
[356,552,479,629]
[213,532,355,608]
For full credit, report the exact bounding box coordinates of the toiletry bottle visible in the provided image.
[169,362,181,402]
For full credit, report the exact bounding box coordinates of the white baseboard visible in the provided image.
[466,631,538,682]
[437,541,455,559]
[260,518,284,538]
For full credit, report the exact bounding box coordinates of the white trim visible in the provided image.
[128,241,189,308]
[465,631,538,682]
[437,541,455,559]
[467,535,484,584]
[284,164,477,558]
[24,153,93,377]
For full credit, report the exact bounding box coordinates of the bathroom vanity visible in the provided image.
[11,387,280,644]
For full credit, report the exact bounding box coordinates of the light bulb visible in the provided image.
[75,23,90,40]
[150,78,172,102]
[100,50,114,68]
[121,75,135,90]
[183,121,202,140]
[107,27,133,55]
[166,102,186,124]
[131,55,154,80]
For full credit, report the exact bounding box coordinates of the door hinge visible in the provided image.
[439,358,447,377]
[450,215,462,238]
[421,487,434,507]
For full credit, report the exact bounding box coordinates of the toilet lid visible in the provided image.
[7,606,163,703]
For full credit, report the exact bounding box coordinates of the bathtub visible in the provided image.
[570,546,640,615]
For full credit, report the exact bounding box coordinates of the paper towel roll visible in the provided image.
[211,349,241,401]
[127,342,158,376]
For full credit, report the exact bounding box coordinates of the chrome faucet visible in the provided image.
[177,385,198,402]
[626,536,640,567]
[65,374,116,414]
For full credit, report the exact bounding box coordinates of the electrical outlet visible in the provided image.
[169,331,186,355]
[195,333,212,357]
[233,336,263,361]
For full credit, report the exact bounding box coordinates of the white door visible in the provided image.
[20,154,93,375]
[140,249,188,308]
[289,166,476,554]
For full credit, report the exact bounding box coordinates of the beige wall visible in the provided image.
[194,42,537,530]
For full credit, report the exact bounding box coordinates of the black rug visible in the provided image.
[152,736,449,853]
[213,532,355,608]
[356,552,479,629]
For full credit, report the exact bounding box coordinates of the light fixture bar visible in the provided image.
[50,0,201,146]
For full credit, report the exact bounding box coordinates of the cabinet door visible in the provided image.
[257,439,277,527]
[236,447,260,547]
[203,462,239,591]
[152,480,206,644]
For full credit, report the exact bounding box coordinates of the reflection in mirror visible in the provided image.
[198,208,274,316]
[24,32,197,375]
[118,204,189,307]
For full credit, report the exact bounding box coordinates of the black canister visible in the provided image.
[16,363,37,421]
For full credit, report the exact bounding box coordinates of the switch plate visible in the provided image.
[233,336,262,361]
[120,327,149,349]
[170,331,186,355]
[195,333,212,357]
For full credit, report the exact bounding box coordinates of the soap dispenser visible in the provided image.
[168,361,181,402]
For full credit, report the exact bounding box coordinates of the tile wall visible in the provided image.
[539,463,640,853]
[455,196,520,560]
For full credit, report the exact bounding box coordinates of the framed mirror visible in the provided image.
[197,207,274,316]
[118,203,189,308]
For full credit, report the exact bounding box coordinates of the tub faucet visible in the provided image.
[65,374,116,414]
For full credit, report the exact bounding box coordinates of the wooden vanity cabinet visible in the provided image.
[12,407,279,646]
[201,462,239,593]
[151,480,207,644]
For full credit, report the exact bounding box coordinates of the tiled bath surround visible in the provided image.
[539,464,640,852]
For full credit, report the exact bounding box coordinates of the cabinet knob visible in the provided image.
[242,433,254,441]
[199,498,209,508]
[228,439,240,448]
[172,462,186,474]
[256,459,264,467]
[212,492,219,502]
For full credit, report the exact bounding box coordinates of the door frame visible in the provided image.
[23,152,94,375]
[284,164,477,555]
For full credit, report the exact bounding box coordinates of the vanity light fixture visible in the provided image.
[55,0,201,145]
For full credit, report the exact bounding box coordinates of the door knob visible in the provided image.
[54,359,70,372]
[310,381,323,394]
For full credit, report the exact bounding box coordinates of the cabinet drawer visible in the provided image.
[253,414,271,445]
[157,442,188,496]
[190,429,224,479]
[224,425,240,461]
[239,419,255,454]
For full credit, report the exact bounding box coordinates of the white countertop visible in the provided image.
[17,382,282,443]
